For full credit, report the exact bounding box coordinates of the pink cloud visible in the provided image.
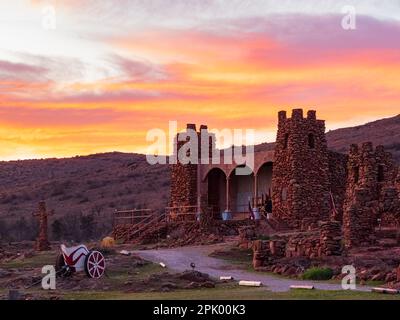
[110,54,170,82]
[0,60,48,81]
[236,14,400,68]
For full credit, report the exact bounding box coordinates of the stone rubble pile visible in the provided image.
[319,221,342,256]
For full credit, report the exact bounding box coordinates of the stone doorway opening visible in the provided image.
[206,168,227,219]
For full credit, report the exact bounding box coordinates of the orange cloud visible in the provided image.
[1,13,400,160]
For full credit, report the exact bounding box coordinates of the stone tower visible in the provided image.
[343,143,398,248]
[169,124,215,211]
[272,109,331,229]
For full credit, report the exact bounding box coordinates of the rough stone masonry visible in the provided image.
[113,108,400,262]
[32,201,52,251]
[168,109,399,248]
[343,142,400,248]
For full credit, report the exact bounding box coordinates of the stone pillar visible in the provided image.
[319,221,342,256]
[252,240,269,269]
[32,201,52,251]
[196,158,201,217]
[254,174,258,207]
[225,176,230,211]
[343,188,377,248]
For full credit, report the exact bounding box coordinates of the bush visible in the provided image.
[302,267,333,280]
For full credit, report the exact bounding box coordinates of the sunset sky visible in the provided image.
[0,0,399,160]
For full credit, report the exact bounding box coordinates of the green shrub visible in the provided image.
[257,235,270,240]
[302,267,333,280]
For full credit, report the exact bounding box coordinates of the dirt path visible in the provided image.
[133,243,372,293]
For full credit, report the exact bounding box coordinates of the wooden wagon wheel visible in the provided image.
[84,251,106,278]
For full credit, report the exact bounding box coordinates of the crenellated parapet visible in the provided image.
[272,108,331,229]
[170,123,216,210]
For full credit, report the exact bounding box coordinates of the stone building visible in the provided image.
[169,122,275,220]
[169,108,399,247]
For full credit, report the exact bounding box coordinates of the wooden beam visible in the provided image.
[371,287,399,294]
[239,280,262,287]
[290,285,314,290]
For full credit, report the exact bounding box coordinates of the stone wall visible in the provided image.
[272,109,331,229]
[397,171,400,192]
[285,221,342,258]
[252,221,342,268]
[343,142,400,248]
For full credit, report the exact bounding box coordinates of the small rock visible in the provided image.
[8,290,22,300]
[201,281,215,288]
[385,272,396,283]
[371,272,386,282]
[286,266,297,276]
[0,268,12,278]
[185,282,200,289]
[396,265,400,282]
[161,282,178,290]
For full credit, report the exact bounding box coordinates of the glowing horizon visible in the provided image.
[1,1,400,160]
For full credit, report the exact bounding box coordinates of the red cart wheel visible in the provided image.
[84,250,105,278]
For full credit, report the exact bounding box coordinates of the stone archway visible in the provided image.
[205,167,227,219]
[228,165,254,215]
[255,162,273,206]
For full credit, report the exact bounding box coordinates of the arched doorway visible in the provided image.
[255,162,273,206]
[205,168,226,219]
[229,165,254,216]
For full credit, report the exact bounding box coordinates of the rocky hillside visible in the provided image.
[0,152,170,241]
[0,114,398,241]
[326,114,400,162]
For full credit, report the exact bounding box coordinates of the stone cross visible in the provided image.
[32,201,53,251]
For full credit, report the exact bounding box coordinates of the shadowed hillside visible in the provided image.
[0,114,399,241]
[326,115,400,162]
[0,152,169,241]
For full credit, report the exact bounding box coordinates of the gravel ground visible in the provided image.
[133,243,373,293]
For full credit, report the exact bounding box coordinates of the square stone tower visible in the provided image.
[272,109,331,229]
[169,124,215,210]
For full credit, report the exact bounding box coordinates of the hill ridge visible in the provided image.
[0,114,399,241]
